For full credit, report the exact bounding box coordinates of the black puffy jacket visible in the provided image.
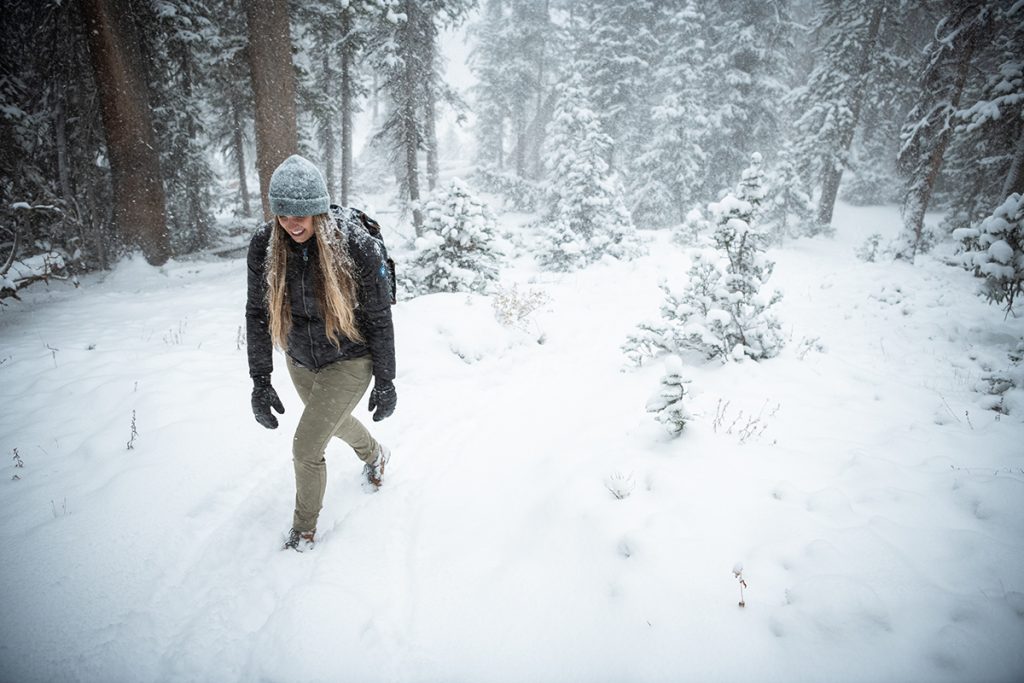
[245,207,396,381]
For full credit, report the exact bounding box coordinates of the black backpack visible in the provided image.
[333,205,397,305]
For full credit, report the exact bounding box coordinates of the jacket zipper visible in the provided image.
[301,245,317,368]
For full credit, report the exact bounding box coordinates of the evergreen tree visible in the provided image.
[469,0,557,180]
[1,0,117,277]
[789,0,887,231]
[624,157,784,364]
[840,2,926,208]
[895,0,992,260]
[374,0,472,234]
[82,0,171,265]
[941,5,1024,236]
[955,193,1024,316]
[701,0,794,197]
[244,0,300,219]
[646,356,691,436]
[537,76,642,271]
[628,0,709,228]
[406,178,501,294]
[763,148,814,242]
[140,0,218,254]
[206,0,256,219]
[468,0,509,171]
[574,0,659,170]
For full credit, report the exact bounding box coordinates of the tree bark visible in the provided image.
[425,97,439,192]
[424,20,439,192]
[340,10,353,206]
[402,0,422,232]
[80,0,170,266]
[243,0,299,219]
[816,3,884,228]
[231,93,251,217]
[1002,127,1024,198]
[902,33,978,252]
[321,49,337,200]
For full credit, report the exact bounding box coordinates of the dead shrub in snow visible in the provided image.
[605,471,636,500]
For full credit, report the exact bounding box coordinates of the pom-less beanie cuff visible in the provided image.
[268,154,330,217]
[269,194,330,217]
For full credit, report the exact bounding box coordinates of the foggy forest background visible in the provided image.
[0,0,1020,297]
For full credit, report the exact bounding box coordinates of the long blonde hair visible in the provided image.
[265,213,363,349]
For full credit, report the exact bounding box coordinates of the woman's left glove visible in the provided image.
[367,378,397,422]
[251,375,285,429]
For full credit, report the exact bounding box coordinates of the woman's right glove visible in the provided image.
[367,378,397,422]
[251,375,285,429]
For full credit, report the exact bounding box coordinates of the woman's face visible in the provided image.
[278,215,314,244]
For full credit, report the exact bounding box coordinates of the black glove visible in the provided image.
[367,378,397,422]
[251,375,285,429]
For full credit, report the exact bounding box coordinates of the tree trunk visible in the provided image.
[340,11,353,206]
[1002,127,1024,198]
[80,0,170,266]
[243,0,299,220]
[231,93,251,217]
[425,97,439,192]
[321,49,337,200]
[402,0,423,233]
[371,70,380,125]
[424,21,439,192]
[902,35,978,253]
[816,3,885,228]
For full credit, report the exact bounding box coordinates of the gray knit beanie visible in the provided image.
[268,155,330,216]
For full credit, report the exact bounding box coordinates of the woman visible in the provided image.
[245,154,397,552]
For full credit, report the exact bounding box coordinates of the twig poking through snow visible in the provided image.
[127,410,139,451]
[733,563,747,608]
[11,448,23,481]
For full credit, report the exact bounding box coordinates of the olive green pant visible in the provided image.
[287,355,379,532]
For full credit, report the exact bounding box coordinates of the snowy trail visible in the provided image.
[2,205,1023,682]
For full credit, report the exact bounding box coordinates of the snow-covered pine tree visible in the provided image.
[374,0,473,233]
[672,206,712,247]
[895,0,992,260]
[955,193,1024,316]
[624,157,784,364]
[700,0,794,197]
[294,1,380,206]
[841,2,923,208]
[469,0,558,181]
[406,179,501,295]
[628,0,709,228]
[763,148,814,242]
[1,0,118,273]
[941,4,1024,236]
[468,0,509,172]
[789,0,887,233]
[205,0,255,218]
[537,76,643,271]
[83,0,171,264]
[573,0,659,171]
[646,356,691,436]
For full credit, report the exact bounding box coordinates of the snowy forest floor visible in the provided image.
[1,203,1023,683]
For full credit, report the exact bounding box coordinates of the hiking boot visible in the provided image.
[362,444,391,491]
[284,528,315,552]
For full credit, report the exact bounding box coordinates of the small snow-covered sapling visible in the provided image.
[733,563,747,608]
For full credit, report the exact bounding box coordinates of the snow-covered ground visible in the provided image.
[1,203,1022,683]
